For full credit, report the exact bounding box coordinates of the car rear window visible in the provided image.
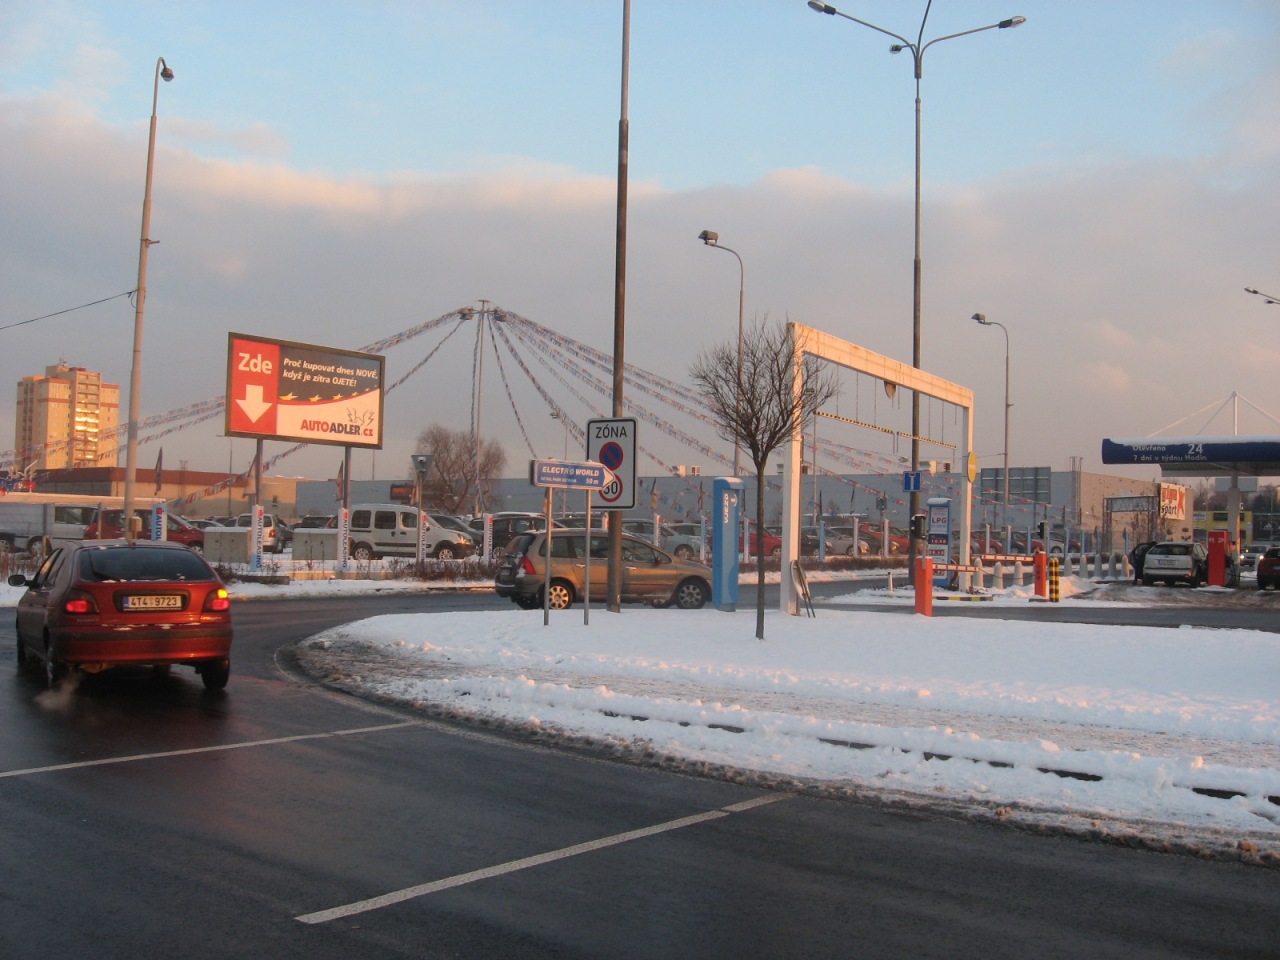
[79,546,216,582]
[506,532,538,557]
[1151,543,1191,556]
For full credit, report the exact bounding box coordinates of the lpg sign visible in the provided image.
[226,334,385,448]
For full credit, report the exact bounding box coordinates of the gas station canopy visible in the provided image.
[1101,437,1280,478]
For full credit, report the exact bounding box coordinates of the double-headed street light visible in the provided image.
[1245,287,1278,305]
[123,56,174,539]
[806,1,1024,572]
[698,230,745,478]
[973,313,1011,542]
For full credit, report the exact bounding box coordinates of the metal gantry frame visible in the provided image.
[781,321,975,614]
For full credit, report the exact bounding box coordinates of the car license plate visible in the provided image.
[123,594,183,610]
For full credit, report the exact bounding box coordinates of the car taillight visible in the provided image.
[518,556,536,575]
[204,588,231,612]
[63,590,98,615]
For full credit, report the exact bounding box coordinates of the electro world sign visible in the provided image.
[225,333,385,448]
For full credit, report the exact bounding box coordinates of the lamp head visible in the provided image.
[158,57,174,82]
[972,313,989,325]
[698,230,719,245]
[998,16,1026,28]
[889,44,906,54]
[807,1,836,14]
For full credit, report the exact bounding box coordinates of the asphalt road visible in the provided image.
[1,588,1276,959]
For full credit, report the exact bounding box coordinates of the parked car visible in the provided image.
[618,518,703,559]
[1255,547,1280,590]
[825,525,871,557]
[764,525,822,556]
[469,512,557,555]
[86,509,205,553]
[1128,540,1156,583]
[495,528,711,610]
[231,512,288,553]
[295,514,336,529]
[859,523,909,555]
[346,503,475,560]
[10,539,233,690]
[741,527,782,559]
[1140,540,1208,587]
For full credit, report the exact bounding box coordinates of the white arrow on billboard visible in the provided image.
[236,384,272,423]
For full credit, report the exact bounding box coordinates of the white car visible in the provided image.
[1141,541,1208,587]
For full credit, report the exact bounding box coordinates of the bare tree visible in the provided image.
[690,319,838,639]
[413,424,506,514]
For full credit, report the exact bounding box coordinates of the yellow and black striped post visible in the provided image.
[1048,557,1061,602]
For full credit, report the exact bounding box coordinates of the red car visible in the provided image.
[10,539,233,690]
[740,528,782,558]
[86,509,205,552]
[1255,547,1280,590]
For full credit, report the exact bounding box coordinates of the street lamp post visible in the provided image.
[973,313,1011,545]
[123,57,174,539]
[551,411,570,515]
[697,230,745,478]
[806,1,1024,574]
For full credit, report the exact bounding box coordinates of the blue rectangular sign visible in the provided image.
[530,459,613,490]
[903,470,922,492]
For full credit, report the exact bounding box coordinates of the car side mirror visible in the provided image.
[8,574,30,587]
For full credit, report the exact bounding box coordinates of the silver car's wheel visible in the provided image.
[352,543,376,562]
[673,578,708,610]
[435,544,457,561]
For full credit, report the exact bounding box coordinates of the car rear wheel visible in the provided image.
[435,544,457,561]
[673,578,708,609]
[352,543,376,562]
[673,544,693,559]
[200,657,230,691]
[44,642,66,689]
[544,580,575,610]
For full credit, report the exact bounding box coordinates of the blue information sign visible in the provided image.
[529,459,614,490]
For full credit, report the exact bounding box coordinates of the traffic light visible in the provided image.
[1037,521,1049,540]
[910,514,927,538]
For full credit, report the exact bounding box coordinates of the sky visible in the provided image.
[2,1,1279,490]
[190,569,1276,860]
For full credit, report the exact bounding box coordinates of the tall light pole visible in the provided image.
[123,56,174,539]
[551,411,570,515]
[806,1,1024,574]
[973,313,1011,541]
[697,229,744,478]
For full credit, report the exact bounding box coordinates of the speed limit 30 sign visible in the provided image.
[587,417,636,510]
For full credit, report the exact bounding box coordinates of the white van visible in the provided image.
[347,503,474,561]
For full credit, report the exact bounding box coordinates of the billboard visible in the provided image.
[226,334,384,448]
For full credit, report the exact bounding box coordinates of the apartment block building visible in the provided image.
[15,363,120,470]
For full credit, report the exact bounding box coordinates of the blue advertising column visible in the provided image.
[712,478,744,611]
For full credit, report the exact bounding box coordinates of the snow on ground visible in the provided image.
[7,568,1277,862]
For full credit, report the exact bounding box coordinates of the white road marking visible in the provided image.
[0,722,418,779]
[295,792,789,925]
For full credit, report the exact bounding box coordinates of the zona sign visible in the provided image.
[587,417,636,510]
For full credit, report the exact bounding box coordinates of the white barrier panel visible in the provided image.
[293,530,339,563]
[204,528,251,564]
